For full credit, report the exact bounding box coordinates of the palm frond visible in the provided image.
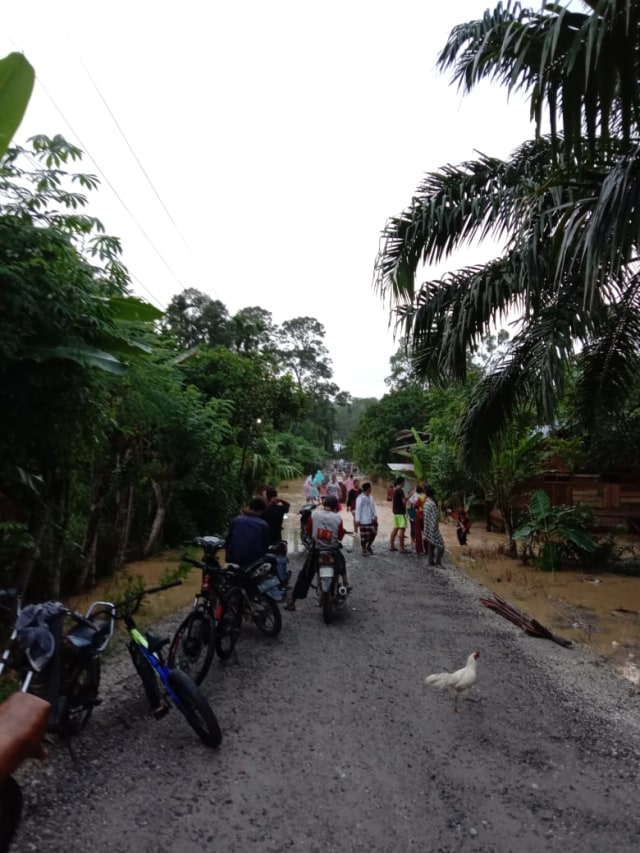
[437,1,640,159]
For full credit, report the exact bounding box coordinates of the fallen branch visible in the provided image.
[479,592,573,648]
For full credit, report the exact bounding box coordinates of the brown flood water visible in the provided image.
[67,476,640,685]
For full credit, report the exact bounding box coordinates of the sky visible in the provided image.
[1,1,538,400]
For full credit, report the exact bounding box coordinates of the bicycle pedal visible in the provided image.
[153,704,169,720]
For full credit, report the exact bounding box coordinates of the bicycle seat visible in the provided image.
[0,693,50,781]
[145,633,170,654]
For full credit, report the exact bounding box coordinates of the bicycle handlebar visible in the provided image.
[142,581,183,596]
[114,581,183,618]
[180,554,204,568]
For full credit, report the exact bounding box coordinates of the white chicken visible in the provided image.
[424,651,480,712]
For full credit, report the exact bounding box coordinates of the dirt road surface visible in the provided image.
[11,540,640,853]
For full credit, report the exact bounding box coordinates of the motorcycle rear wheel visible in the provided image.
[300,526,314,550]
[214,590,243,661]
[321,591,334,625]
[168,610,214,686]
[59,656,100,736]
[248,592,282,637]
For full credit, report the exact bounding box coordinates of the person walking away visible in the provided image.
[389,477,410,553]
[354,482,378,556]
[224,497,271,567]
[423,486,445,566]
[285,496,347,611]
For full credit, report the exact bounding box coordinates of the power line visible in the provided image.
[1,29,186,309]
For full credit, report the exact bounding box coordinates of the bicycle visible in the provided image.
[115,580,222,748]
[168,537,244,685]
[0,589,115,737]
[169,536,282,686]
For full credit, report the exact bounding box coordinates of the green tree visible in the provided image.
[349,387,430,477]
[374,1,640,463]
[162,288,232,349]
[0,136,160,593]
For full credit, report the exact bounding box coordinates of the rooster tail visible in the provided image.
[424,672,454,690]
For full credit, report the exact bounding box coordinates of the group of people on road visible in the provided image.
[387,476,445,565]
[224,470,449,617]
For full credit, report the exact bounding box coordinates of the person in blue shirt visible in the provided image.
[224,497,271,567]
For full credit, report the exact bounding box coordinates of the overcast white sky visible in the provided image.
[2,1,537,399]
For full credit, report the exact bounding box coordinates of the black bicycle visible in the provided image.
[168,537,244,684]
[115,581,222,748]
[169,537,282,686]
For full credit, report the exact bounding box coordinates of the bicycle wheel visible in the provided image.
[59,656,101,735]
[0,777,22,853]
[214,591,243,661]
[168,669,222,748]
[248,592,282,637]
[168,610,215,686]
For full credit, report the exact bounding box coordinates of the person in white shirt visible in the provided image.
[354,482,378,556]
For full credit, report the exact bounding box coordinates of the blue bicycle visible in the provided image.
[115,581,222,749]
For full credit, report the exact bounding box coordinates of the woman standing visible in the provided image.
[422,486,445,566]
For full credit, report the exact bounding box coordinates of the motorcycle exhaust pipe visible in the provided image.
[337,586,348,598]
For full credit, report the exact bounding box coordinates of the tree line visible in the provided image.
[0,136,357,598]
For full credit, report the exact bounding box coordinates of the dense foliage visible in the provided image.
[374,0,640,469]
[0,137,346,597]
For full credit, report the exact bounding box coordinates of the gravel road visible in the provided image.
[11,544,640,853]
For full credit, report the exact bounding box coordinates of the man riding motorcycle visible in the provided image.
[285,496,348,611]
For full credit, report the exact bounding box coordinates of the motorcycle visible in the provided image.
[315,545,350,624]
[189,537,283,635]
[298,504,315,550]
[0,588,115,737]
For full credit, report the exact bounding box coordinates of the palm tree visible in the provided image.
[374,0,640,462]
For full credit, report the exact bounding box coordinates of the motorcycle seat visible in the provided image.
[66,619,110,649]
[0,692,50,780]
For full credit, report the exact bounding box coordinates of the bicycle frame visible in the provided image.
[126,622,184,710]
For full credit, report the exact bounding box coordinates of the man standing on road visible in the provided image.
[224,497,271,567]
[423,486,445,566]
[262,487,290,544]
[389,477,410,553]
[354,482,378,556]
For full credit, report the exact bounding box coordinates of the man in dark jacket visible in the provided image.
[224,497,270,567]
[261,488,290,544]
